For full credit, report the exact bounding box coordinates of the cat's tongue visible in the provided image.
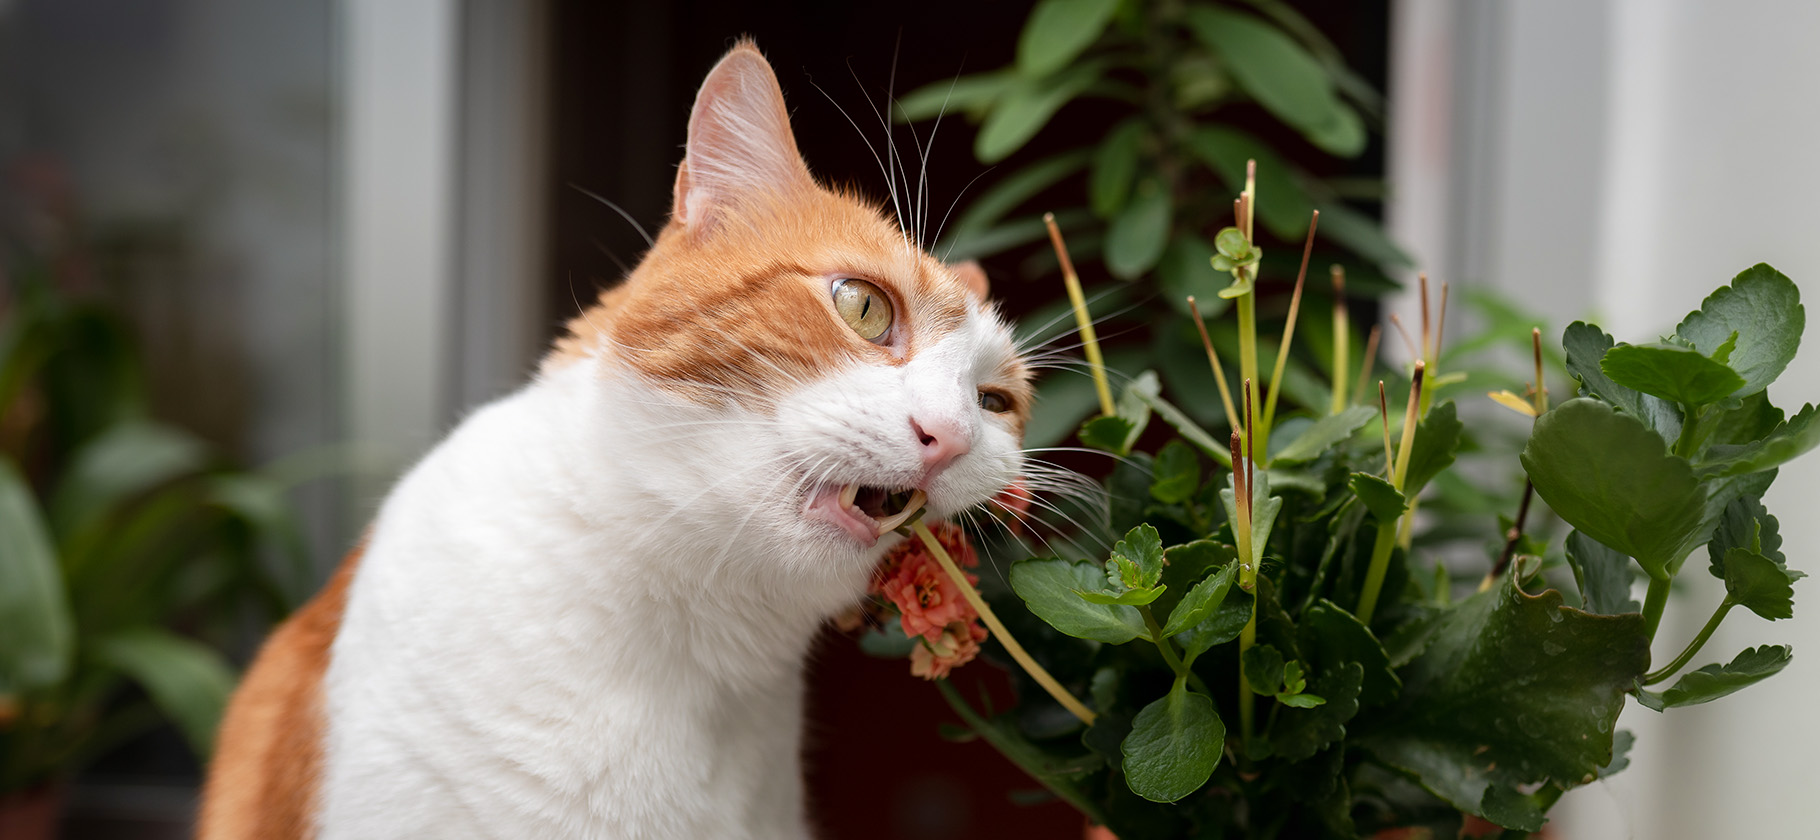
[806,483,926,545]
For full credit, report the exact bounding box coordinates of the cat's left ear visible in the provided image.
[951,260,990,302]
[672,41,816,235]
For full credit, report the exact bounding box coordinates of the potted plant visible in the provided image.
[0,200,311,835]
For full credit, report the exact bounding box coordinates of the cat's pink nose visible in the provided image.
[911,416,970,479]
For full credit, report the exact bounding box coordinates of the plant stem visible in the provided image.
[1238,606,1257,748]
[911,520,1096,724]
[1644,597,1734,685]
[1189,296,1241,435]
[933,680,1108,824]
[1673,404,1702,460]
[1261,212,1319,448]
[1141,606,1188,677]
[1046,214,1114,417]
[1641,575,1673,640]
[1330,265,1349,414]
[1355,522,1398,625]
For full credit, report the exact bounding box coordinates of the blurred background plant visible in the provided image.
[0,164,314,818]
[895,0,1410,449]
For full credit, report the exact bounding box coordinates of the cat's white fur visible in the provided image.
[316,315,1024,837]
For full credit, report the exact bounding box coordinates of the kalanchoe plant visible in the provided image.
[856,170,1813,835]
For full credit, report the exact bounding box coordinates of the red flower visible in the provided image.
[870,523,990,679]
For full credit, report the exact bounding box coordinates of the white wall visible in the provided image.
[1389,1,1820,836]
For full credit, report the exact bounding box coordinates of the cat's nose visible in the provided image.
[911,416,970,479]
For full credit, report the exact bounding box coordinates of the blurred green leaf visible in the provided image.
[1242,644,1287,694]
[1149,440,1201,504]
[1090,119,1145,217]
[1270,662,1361,761]
[1025,372,1106,450]
[1565,530,1640,615]
[1178,586,1253,664]
[93,627,236,759]
[1521,399,1708,579]
[1105,179,1172,279]
[976,62,1104,163]
[1185,127,1315,240]
[1157,235,1230,317]
[1673,263,1803,397]
[1274,405,1375,464]
[1401,401,1463,497]
[1017,0,1119,78]
[1348,472,1405,522]
[50,420,208,542]
[1705,403,1820,477]
[1311,200,1412,270]
[1123,680,1224,802]
[1184,6,1360,156]
[1079,414,1137,455]
[1634,645,1792,711]
[896,70,1019,123]
[1298,600,1399,708]
[943,152,1091,250]
[0,459,74,693]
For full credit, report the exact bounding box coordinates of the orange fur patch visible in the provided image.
[198,546,361,840]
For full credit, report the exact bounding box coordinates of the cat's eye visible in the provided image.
[832,279,893,343]
[978,390,1010,413]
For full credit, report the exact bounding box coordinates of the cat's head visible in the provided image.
[548,41,1030,584]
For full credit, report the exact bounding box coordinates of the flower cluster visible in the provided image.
[869,523,988,679]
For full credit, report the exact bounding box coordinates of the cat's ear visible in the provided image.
[951,260,990,302]
[672,41,815,235]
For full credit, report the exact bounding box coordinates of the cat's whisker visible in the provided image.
[570,183,655,248]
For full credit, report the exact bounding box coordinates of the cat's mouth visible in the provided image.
[805,483,927,546]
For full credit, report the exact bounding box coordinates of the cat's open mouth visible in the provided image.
[805,483,926,545]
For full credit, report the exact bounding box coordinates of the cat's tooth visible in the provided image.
[875,489,928,535]
[840,483,859,507]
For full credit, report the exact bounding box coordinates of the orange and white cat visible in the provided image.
[199,40,1031,839]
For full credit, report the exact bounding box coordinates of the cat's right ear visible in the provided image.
[672,41,816,236]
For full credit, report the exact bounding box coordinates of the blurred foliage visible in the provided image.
[0,198,310,793]
[898,0,1410,442]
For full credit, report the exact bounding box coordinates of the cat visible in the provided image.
[198,39,1032,839]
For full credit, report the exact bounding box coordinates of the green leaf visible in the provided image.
[896,70,1018,123]
[1156,235,1231,318]
[1636,645,1793,710]
[1105,179,1173,279]
[1214,227,1252,259]
[1600,343,1747,407]
[1017,0,1119,78]
[1721,547,1797,620]
[1277,693,1324,709]
[976,62,1103,163]
[1242,644,1287,694]
[943,152,1092,249]
[1079,414,1137,454]
[1077,584,1166,606]
[1706,403,1820,477]
[1673,263,1804,397]
[858,626,918,658]
[934,681,1107,823]
[1184,6,1359,155]
[0,459,74,693]
[1521,398,1708,579]
[1025,370,1109,450]
[1401,401,1463,497]
[1311,200,1413,269]
[1273,405,1376,464]
[1010,557,1148,644]
[1298,600,1399,708]
[1183,127,1315,240]
[1149,440,1201,504]
[1565,530,1641,615]
[1111,524,1166,589]
[1270,662,1362,762]
[1562,321,1682,441]
[1707,493,1785,577]
[93,628,237,758]
[1090,119,1145,218]
[50,419,209,540]
[1161,558,1238,636]
[1178,586,1253,663]
[1130,388,1231,467]
[1358,575,1649,828]
[1220,471,1284,568]
[1348,472,1406,522]
[1122,680,1225,802]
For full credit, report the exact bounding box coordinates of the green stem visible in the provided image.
[1355,520,1399,625]
[1644,597,1734,685]
[1237,287,1260,430]
[934,680,1108,824]
[1641,575,1673,640]
[1238,605,1257,749]
[1673,404,1702,459]
[1140,606,1188,678]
